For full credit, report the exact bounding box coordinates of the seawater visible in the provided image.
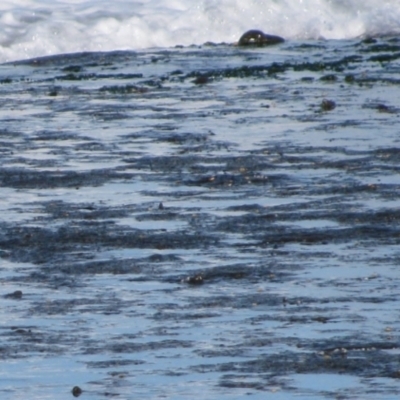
[1,38,400,399]
[1,1,400,399]
[0,0,400,62]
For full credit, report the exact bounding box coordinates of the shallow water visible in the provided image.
[1,38,400,399]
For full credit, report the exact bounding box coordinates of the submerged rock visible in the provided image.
[238,30,285,46]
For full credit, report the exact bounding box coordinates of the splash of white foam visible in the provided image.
[0,0,399,63]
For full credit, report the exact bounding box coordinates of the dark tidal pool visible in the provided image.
[1,37,400,399]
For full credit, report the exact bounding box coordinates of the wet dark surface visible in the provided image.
[1,38,400,399]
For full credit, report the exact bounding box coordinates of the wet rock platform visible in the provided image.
[1,37,400,399]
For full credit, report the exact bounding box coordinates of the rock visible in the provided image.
[72,386,82,397]
[321,99,336,111]
[4,290,23,299]
[238,30,284,46]
[183,274,204,285]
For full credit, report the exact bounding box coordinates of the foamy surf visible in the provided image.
[0,0,399,63]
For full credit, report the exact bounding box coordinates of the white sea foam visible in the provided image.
[0,0,399,63]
